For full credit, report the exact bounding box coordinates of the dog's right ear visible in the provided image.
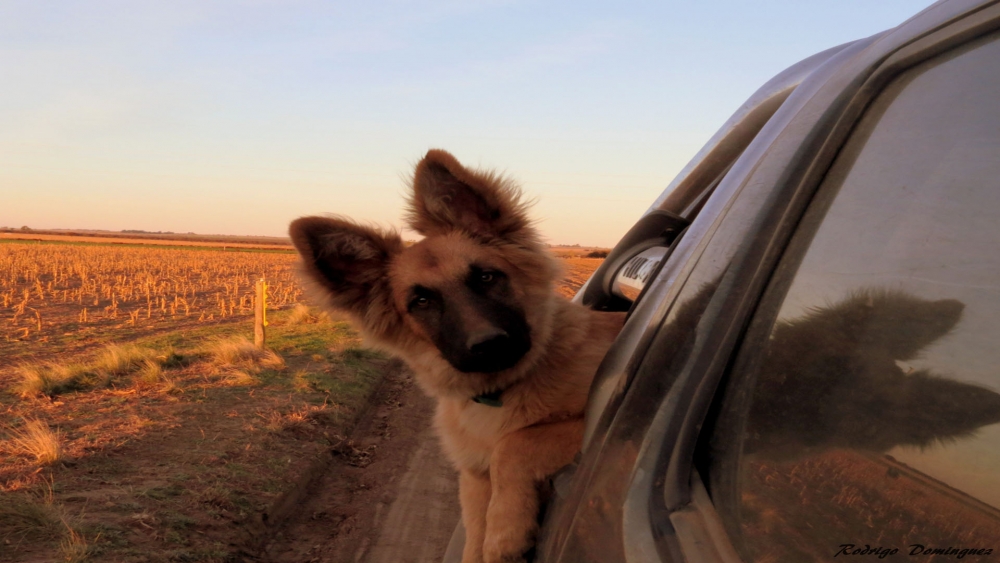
[407,149,536,243]
[289,216,403,316]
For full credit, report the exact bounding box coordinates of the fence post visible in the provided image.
[254,278,267,350]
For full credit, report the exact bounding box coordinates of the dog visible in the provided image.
[289,149,626,563]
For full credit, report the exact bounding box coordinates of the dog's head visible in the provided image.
[289,150,560,399]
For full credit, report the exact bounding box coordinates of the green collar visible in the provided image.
[472,389,504,407]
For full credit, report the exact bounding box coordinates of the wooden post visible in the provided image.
[254,278,267,350]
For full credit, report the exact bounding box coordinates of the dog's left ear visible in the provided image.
[407,149,535,241]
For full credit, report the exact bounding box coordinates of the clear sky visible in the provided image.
[1,0,936,247]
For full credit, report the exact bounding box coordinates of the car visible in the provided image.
[444,0,1000,560]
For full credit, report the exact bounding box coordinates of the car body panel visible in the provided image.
[443,1,1000,561]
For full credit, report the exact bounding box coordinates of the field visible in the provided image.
[0,236,605,562]
[0,239,302,365]
[549,246,609,299]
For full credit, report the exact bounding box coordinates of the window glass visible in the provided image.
[709,32,1000,561]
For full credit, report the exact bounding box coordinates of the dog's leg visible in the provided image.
[460,469,492,563]
[483,418,584,563]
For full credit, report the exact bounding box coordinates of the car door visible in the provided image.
[700,14,1000,563]
[538,1,1000,561]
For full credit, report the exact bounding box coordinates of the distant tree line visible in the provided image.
[121,229,177,234]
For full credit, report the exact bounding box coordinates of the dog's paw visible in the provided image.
[482,549,527,563]
[482,530,533,563]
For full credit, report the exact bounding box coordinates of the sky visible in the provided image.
[0,0,938,247]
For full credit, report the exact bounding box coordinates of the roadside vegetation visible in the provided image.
[1,304,390,562]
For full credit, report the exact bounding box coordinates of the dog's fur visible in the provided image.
[289,150,625,563]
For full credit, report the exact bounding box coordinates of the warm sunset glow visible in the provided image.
[1,1,935,246]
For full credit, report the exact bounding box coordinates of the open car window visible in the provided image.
[704,29,1000,561]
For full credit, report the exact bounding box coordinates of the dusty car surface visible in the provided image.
[445,0,1000,560]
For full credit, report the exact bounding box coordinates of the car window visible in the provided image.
[705,31,1000,562]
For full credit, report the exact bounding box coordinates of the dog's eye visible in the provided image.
[467,268,504,292]
[408,287,439,312]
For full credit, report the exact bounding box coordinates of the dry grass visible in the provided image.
[15,343,161,396]
[91,343,156,376]
[0,487,90,562]
[134,358,165,388]
[0,493,55,526]
[285,303,318,325]
[0,491,62,547]
[5,419,63,465]
[285,303,341,325]
[208,337,286,368]
[207,337,286,385]
[59,518,90,563]
[14,362,90,397]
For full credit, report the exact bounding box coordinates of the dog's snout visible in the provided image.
[450,322,529,373]
[467,327,509,353]
[430,291,532,374]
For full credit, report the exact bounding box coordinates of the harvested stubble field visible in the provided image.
[0,238,605,563]
[549,247,609,299]
[0,240,302,364]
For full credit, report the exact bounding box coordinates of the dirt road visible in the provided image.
[260,364,460,563]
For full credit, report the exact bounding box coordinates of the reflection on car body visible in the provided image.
[743,289,1000,458]
[715,290,1000,560]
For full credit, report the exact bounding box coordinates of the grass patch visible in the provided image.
[14,344,168,397]
[0,492,62,547]
[91,344,156,376]
[59,521,90,563]
[141,483,185,501]
[205,336,286,386]
[285,303,318,325]
[0,491,89,562]
[5,418,63,465]
[284,303,345,326]
[14,362,92,397]
[206,337,285,371]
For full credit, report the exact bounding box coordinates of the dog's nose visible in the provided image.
[466,328,509,354]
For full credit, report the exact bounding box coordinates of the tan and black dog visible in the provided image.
[289,150,625,563]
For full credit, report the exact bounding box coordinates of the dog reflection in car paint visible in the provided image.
[747,288,1000,458]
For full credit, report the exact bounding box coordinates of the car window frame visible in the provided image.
[699,19,1000,561]
[613,2,1000,562]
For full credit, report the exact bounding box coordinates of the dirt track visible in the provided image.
[259,364,460,563]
